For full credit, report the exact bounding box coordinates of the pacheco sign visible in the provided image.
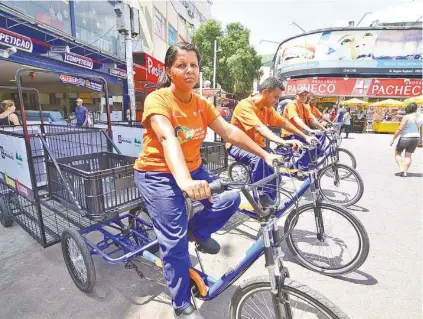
[284,77,422,97]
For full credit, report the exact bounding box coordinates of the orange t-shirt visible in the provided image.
[308,103,323,119]
[281,101,313,137]
[229,97,287,148]
[134,88,220,172]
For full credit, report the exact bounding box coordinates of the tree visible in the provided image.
[193,20,262,96]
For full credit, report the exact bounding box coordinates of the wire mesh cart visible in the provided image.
[0,68,229,294]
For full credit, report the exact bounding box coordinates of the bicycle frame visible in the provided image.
[81,212,282,303]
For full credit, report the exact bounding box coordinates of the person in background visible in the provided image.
[333,105,345,134]
[390,103,422,177]
[329,105,337,122]
[228,78,318,205]
[343,107,352,138]
[134,42,281,319]
[0,100,20,126]
[74,98,88,127]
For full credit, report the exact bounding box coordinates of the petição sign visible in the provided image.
[0,28,33,53]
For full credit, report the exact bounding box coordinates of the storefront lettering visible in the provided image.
[64,52,93,70]
[147,56,163,78]
[59,74,103,92]
[287,83,336,95]
[370,84,422,97]
[110,68,127,79]
[0,28,33,53]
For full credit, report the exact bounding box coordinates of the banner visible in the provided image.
[0,28,33,53]
[275,28,422,77]
[63,52,93,70]
[59,74,103,92]
[284,77,423,97]
[110,67,127,79]
[0,134,34,201]
[112,125,144,157]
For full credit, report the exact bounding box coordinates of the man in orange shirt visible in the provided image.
[307,94,331,124]
[281,89,326,139]
[282,90,328,170]
[228,78,317,203]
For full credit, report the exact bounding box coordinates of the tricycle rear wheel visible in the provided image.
[0,196,13,228]
[61,228,96,293]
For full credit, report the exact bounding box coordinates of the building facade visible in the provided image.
[0,0,127,119]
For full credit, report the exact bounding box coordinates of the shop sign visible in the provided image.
[0,28,33,53]
[110,67,127,79]
[59,74,103,92]
[284,77,422,97]
[50,45,70,53]
[63,52,93,70]
[134,53,164,83]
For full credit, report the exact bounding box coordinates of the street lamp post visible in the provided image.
[213,39,217,89]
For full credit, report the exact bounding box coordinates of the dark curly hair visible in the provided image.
[156,42,201,89]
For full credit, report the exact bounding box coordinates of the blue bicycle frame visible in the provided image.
[78,205,280,302]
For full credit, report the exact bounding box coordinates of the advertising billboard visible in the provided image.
[274,28,422,78]
[283,77,422,98]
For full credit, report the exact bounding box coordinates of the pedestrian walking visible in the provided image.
[343,107,352,138]
[390,103,422,177]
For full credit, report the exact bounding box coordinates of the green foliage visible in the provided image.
[193,20,262,95]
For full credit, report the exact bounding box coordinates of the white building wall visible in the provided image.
[131,0,212,63]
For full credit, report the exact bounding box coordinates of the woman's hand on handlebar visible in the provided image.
[179,179,213,202]
[264,153,283,168]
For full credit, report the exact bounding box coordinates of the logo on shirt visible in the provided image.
[174,126,194,144]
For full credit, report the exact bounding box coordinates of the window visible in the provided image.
[154,9,165,40]
[73,1,118,55]
[1,0,72,34]
[168,24,177,46]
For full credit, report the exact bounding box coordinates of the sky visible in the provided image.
[210,0,417,56]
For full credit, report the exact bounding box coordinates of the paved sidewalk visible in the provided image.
[0,133,422,319]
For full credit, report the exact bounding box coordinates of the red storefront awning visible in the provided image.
[284,77,422,98]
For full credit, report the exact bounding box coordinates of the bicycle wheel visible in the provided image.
[230,276,349,319]
[228,162,250,183]
[336,148,357,169]
[318,163,364,207]
[324,148,357,178]
[284,202,369,276]
[61,228,96,293]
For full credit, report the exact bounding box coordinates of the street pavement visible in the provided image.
[0,133,422,319]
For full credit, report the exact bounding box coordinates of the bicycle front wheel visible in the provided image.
[230,276,349,319]
[284,202,369,276]
[318,163,364,207]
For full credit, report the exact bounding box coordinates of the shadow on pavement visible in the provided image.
[348,205,369,213]
[404,172,423,178]
[333,270,378,286]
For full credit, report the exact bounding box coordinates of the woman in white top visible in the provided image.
[390,103,422,177]
[343,107,352,138]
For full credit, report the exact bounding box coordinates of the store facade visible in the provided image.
[0,1,127,120]
[274,26,422,133]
